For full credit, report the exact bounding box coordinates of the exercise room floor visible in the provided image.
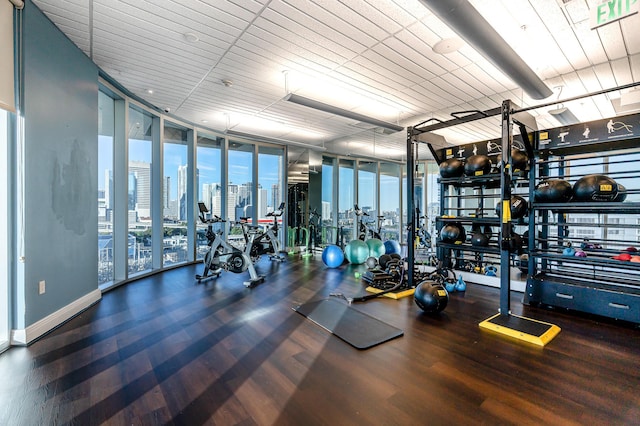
[1,255,639,425]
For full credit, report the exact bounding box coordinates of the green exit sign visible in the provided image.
[591,0,639,29]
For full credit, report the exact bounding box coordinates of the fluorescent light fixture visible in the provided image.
[284,93,404,133]
[621,88,640,106]
[548,106,579,126]
[226,129,326,151]
[418,0,553,100]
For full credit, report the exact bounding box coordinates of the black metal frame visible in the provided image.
[407,82,640,319]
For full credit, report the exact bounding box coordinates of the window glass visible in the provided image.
[0,110,8,350]
[380,162,400,242]
[98,91,114,285]
[258,146,284,229]
[128,106,154,275]
[321,157,335,245]
[228,141,253,247]
[358,160,378,237]
[338,159,355,243]
[196,134,223,260]
[162,122,188,266]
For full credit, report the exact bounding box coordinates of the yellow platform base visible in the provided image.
[479,313,561,347]
[365,286,415,300]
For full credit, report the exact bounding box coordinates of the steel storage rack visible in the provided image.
[524,112,640,323]
[431,138,531,284]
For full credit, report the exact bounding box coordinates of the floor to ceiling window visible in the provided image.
[196,134,223,260]
[338,159,355,243]
[162,122,189,267]
[321,156,335,245]
[0,110,8,352]
[258,146,284,236]
[98,91,114,285]
[128,106,154,275]
[358,160,378,237]
[227,140,254,246]
[380,162,400,242]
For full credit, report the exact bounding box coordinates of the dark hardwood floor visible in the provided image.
[1,255,639,425]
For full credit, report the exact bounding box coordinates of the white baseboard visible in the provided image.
[11,289,102,346]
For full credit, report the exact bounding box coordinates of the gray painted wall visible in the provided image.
[19,0,98,327]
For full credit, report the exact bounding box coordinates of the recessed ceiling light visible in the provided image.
[146,89,153,94]
[201,120,208,123]
[183,32,199,43]
[433,37,463,54]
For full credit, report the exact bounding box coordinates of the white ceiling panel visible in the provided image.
[611,57,634,86]
[620,15,640,55]
[30,0,640,159]
[596,23,630,61]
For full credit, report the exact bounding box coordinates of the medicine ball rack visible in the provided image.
[407,99,564,346]
[433,144,530,281]
[407,81,640,336]
[524,112,640,323]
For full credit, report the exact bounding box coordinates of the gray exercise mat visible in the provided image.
[293,298,403,349]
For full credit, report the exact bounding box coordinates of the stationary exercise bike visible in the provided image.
[241,202,286,263]
[196,202,265,287]
[354,204,381,240]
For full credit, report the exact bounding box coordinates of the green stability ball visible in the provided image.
[344,239,370,265]
[366,238,385,258]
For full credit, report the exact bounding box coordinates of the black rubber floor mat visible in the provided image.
[293,298,403,349]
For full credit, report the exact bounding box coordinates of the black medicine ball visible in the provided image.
[573,174,619,202]
[511,149,529,172]
[464,155,492,177]
[439,158,465,178]
[510,195,528,219]
[440,223,466,244]
[470,230,489,247]
[414,281,448,313]
[534,179,573,203]
[615,184,627,202]
[495,195,528,220]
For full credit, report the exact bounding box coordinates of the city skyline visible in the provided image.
[99,136,283,218]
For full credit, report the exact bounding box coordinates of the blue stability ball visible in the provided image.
[366,238,386,258]
[322,244,345,268]
[344,240,370,265]
[384,239,401,255]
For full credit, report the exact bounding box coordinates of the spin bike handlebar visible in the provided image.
[267,202,285,218]
[354,204,369,217]
[199,214,225,225]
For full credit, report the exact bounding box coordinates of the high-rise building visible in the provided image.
[129,161,151,219]
[178,164,187,220]
[258,188,267,218]
[271,184,280,210]
[322,201,331,220]
[227,193,237,221]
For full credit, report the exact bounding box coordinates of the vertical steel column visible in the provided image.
[499,100,513,314]
[406,128,415,286]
